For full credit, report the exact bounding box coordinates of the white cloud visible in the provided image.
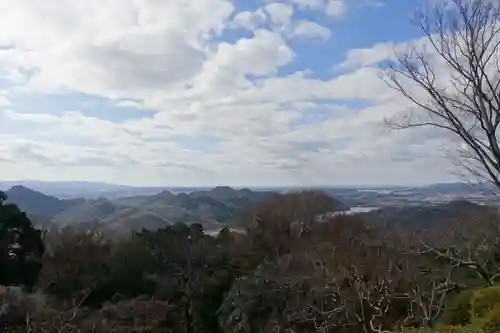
[339,42,395,69]
[0,0,465,186]
[0,96,12,107]
[231,10,267,30]
[115,100,144,108]
[286,0,347,18]
[337,37,430,70]
[0,0,235,100]
[326,0,346,17]
[192,29,295,95]
[264,2,294,27]
[292,21,332,41]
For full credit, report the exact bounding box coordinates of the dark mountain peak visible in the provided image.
[212,186,235,191]
[177,192,190,199]
[152,190,176,200]
[9,185,29,191]
[211,186,237,195]
[188,187,238,200]
[7,185,61,202]
[5,185,75,219]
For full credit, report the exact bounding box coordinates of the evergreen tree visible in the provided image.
[0,191,44,290]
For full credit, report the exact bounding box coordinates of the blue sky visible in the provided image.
[0,0,462,186]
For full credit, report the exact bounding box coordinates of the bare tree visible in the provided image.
[417,214,500,286]
[245,191,342,259]
[385,0,500,189]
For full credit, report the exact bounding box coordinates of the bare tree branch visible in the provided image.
[384,0,500,190]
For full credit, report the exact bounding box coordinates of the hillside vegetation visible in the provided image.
[361,200,497,231]
[2,188,500,332]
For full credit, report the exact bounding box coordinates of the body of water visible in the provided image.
[344,206,381,214]
[326,206,380,218]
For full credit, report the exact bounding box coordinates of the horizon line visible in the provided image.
[0,179,481,190]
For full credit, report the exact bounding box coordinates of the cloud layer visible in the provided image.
[0,0,460,186]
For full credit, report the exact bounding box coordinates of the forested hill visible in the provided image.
[360,200,497,231]
[4,185,349,232]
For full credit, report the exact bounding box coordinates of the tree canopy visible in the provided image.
[0,191,44,290]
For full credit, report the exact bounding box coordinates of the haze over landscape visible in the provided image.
[0,0,463,187]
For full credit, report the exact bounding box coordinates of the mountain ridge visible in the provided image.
[360,200,496,231]
[0,179,492,199]
[3,185,347,232]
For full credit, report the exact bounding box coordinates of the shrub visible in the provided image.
[433,327,478,333]
[37,227,113,305]
[442,290,474,326]
[471,286,500,318]
[87,296,173,332]
[0,286,46,330]
[479,303,500,333]
[401,325,483,333]
[2,291,173,333]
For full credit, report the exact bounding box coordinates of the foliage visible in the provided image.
[441,290,474,326]
[0,285,46,329]
[2,189,500,332]
[477,303,500,333]
[0,192,45,290]
[471,286,500,319]
[135,223,240,333]
[36,226,113,305]
[401,326,483,333]
[2,291,173,332]
[104,236,158,298]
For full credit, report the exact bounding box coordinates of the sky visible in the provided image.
[0,0,466,187]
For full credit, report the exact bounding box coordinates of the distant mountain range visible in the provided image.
[0,180,495,200]
[2,180,497,234]
[4,185,347,232]
[0,180,177,199]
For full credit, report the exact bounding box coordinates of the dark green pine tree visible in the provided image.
[0,191,45,290]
